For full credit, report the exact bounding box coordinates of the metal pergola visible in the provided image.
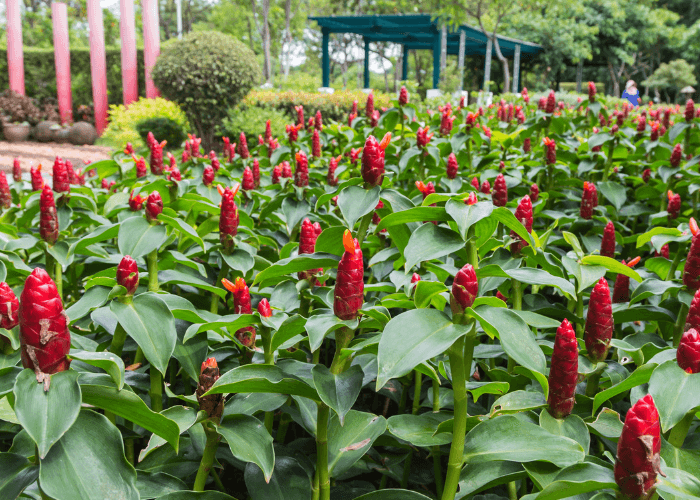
[309,14,544,92]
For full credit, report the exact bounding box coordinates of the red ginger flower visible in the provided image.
[351,100,358,115]
[197,357,224,420]
[169,167,181,182]
[218,184,240,252]
[348,148,361,165]
[129,191,146,211]
[580,182,598,219]
[286,124,301,143]
[147,132,166,175]
[222,137,231,160]
[481,180,491,194]
[496,291,507,302]
[295,105,304,127]
[547,319,578,419]
[464,192,477,205]
[361,133,390,187]
[117,255,139,295]
[417,126,433,148]
[614,394,663,500]
[642,169,651,183]
[0,282,19,330]
[650,122,660,141]
[685,99,695,123]
[416,181,436,201]
[242,166,255,191]
[492,174,508,207]
[334,230,364,320]
[65,160,78,185]
[613,257,640,304]
[483,126,492,139]
[684,218,700,290]
[124,143,134,155]
[295,151,309,187]
[365,93,374,119]
[446,153,458,179]
[636,114,647,134]
[588,81,596,102]
[299,218,321,281]
[13,157,21,182]
[667,190,681,219]
[657,243,670,259]
[265,119,272,144]
[399,86,409,106]
[601,221,616,258]
[19,268,71,385]
[145,191,163,222]
[268,138,279,158]
[545,90,556,113]
[686,288,700,332]
[584,277,613,362]
[312,129,321,158]
[52,157,69,193]
[237,132,249,159]
[209,151,221,172]
[372,200,384,225]
[543,137,556,165]
[440,109,455,136]
[678,329,700,374]
[190,135,202,157]
[202,165,215,187]
[222,277,256,347]
[411,273,421,283]
[314,110,323,131]
[451,263,478,314]
[271,165,281,185]
[328,155,341,186]
[465,112,478,130]
[167,152,177,171]
[252,159,260,188]
[258,298,272,318]
[0,172,11,209]
[530,183,539,202]
[282,161,292,178]
[670,144,682,168]
[523,138,531,153]
[471,177,480,190]
[370,110,380,127]
[40,185,59,245]
[510,195,533,255]
[133,155,147,178]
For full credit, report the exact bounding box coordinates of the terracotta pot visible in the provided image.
[3,123,31,142]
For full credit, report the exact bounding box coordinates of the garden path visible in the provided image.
[0,141,111,173]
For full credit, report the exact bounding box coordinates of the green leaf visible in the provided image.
[327,410,387,477]
[414,281,448,309]
[354,491,433,500]
[156,493,239,500]
[597,181,627,211]
[39,410,139,500]
[376,309,471,390]
[539,409,590,453]
[184,314,258,343]
[312,364,364,425]
[581,255,642,282]
[253,253,340,286]
[217,414,275,482]
[281,198,310,235]
[69,223,119,256]
[587,408,623,440]
[338,185,380,229]
[561,232,584,259]
[244,456,312,500]
[491,391,547,413]
[13,369,81,458]
[69,350,125,390]
[636,227,682,249]
[649,360,700,432]
[135,471,188,499]
[445,200,493,239]
[305,312,358,353]
[492,207,536,249]
[376,206,451,231]
[207,364,320,402]
[139,406,199,461]
[462,415,585,467]
[110,293,176,375]
[159,269,227,298]
[65,286,111,323]
[221,248,255,274]
[0,366,21,397]
[457,462,525,499]
[387,413,453,447]
[477,265,576,300]
[532,462,616,500]
[157,214,205,250]
[0,453,39,498]
[656,466,700,499]
[118,216,168,258]
[592,363,656,414]
[403,223,465,272]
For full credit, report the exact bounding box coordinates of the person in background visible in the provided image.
[621,80,641,107]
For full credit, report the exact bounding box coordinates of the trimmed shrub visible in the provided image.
[136,118,187,148]
[559,82,606,95]
[218,106,288,146]
[151,31,261,150]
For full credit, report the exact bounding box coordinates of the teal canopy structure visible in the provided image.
[309,14,544,92]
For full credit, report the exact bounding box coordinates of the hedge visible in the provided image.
[559,82,606,95]
[0,46,147,112]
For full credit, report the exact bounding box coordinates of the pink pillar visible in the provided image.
[52,3,73,124]
[87,0,108,134]
[142,0,161,98]
[6,0,25,95]
[119,0,138,105]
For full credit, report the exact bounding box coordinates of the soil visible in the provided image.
[0,140,112,173]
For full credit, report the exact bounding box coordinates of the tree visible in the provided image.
[642,59,697,102]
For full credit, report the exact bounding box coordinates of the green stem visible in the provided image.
[466,226,478,270]
[300,289,311,318]
[665,246,683,282]
[110,322,129,358]
[134,348,145,365]
[311,472,320,500]
[585,366,604,398]
[442,335,468,500]
[466,140,472,175]
[261,325,275,433]
[211,469,226,492]
[54,260,62,301]
[602,140,615,182]
[147,248,159,292]
[432,378,443,499]
[125,438,135,465]
[673,302,690,348]
[193,422,221,491]
[668,411,694,448]
[210,259,229,314]
[401,370,423,488]
[508,480,518,500]
[508,279,523,373]
[150,368,163,413]
[356,211,374,248]
[575,293,584,338]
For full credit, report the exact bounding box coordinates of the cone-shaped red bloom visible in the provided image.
[237,132,250,159]
[588,81,596,102]
[685,228,700,290]
[481,180,491,195]
[65,160,77,185]
[219,185,239,252]
[40,185,59,245]
[52,157,69,193]
[492,174,507,207]
[612,258,640,304]
[265,119,273,144]
[147,132,166,175]
[169,167,181,182]
[584,278,613,362]
[252,159,260,187]
[686,99,695,123]
[614,394,662,500]
[203,165,215,187]
[667,190,681,219]
[642,169,651,183]
[312,129,321,158]
[361,134,390,187]
[196,357,223,420]
[145,191,163,222]
[547,319,578,419]
[372,201,384,225]
[298,217,321,281]
[686,288,700,332]
[411,273,421,284]
[451,264,478,314]
[258,298,272,318]
[417,126,433,148]
[580,182,598,219]
[286,123,301,143]
[134,155,147,178]
[271,165,281,185]
[601,221,616,258]
[242,166,255,191]
[523,138,531,153]
[295,105,304,127]
[0,282,19,330]
[334,230,364,320]
[545,90,556,113]
[678,328,700,374]
[222,277,256,347]
[13,157,21,182]
[295,151,309,187]
[117,255,139,295]
[328,155,341,186]
[19,268,71,379]
[670,144,682,168]
[543,137,556,165]
[510,195,533,254]
[0,172,11,209]
[129,191,146,211]
[314,110,323,131]
[209,151,221,172]
[282,161,292,178]
[365,93,374,119]
[399,86,409,106]
[446,153,458,179]
[530,183,539,202]
[471,177,480,190]
[636,114,646,134]
[464,192,477,205]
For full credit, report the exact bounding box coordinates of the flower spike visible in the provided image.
[343,230,355,254]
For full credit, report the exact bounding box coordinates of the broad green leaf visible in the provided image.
[327,410,387,477]
[491,390,547,414]
[403,223,465,273]
[0,366,21,397]
[539,409,590,453]
[139,406,199,461]
[597,181,627,211]
[0,452,39,499]
[354,491,432,500]
[376,206,450,231]
[305,312,358,353]
[587,408,623,440]
[159,269,227,298]
[376,309,471,390]
[492,207,536,249]
[221,248,255,274]
[562,232,584,259]
[217,414,275,482]
[636,227,682,249]
[656,466,700,499]
[477,265,576,299]
[312,364,364,425]
[135,471,188,499]
[157,213,205,250]
[244,456,312,500]
[207,364,320,402]
[253,253,341,286]
[39,410,139,500]
[387,413,453,447]
[156,493,238,500]
[69,350,125,390]
[445,200,493,239]
[184,314,258,343]
[649,360,700,432]
[281,198,310,235]
[414,281,448,309]
[65,286,111,323]
[457,462,525,499]
[592,363,656,414]
[13,369,81,458]
[532,462,616,500]
[338,185,380,229]
[581,255,642,282]
[118,216,168,258]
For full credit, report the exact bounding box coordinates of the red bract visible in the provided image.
[133,155,147,178]
[588,81,596,102]
[282,161,292,178]
[416,181,436,201]
[614,394,662,500]
[440,109,455,136]
[481,180,491,195]
[334,230,364,320]
[451,264,478,314]
[580,182,598,219]
[328,155,341,186]
[286,123,301,143]
[203,165,215,187]
[129,191,146,211]
[471,177,480,190]
[65,160,77,185]
[13,157,21,182]
[547,319,578,419]
[365,93,374,119]
[642,169,651,183]
[636,114,646,134]
[399,86,408,106]
[117,255,139,295]
[222,137,231,160]
[686,288,700,333]
[612,257,640,303]
[252,159,260,188]
[522,87,529,104]
[264,119,272,144]
[370,110,379,127]
[584,277,613,362]
[417,126,433,148]
[464,192,477,205]
[685,219,700,290]
[40,185,59,245]
[678,328,700,374]
[295,151,309,187]
[492,174,507,207]
[19,268,71,384]
[124,143,134,155]
[670,144,682,167]
[298,218,321,281]
[496,291,507,303]
[351,100,358,116]
[530,183,539,202]
[315,110,323,131]
[361,134,390,187]
[52,157,69,193]
[295,105,304,127]
[686,99,695,122]
[218,185,240,252]
[667,190,681,219]
[242,166,255,191]
[510,195,533,255]
[543,137,556,165]
[446,153,458,179]
[601,221,616,258]
[222,277,256,347]
[650,122,660,141]
[168,167,181,182]
[147,132,166,174]
[0,282,19,330]
[465,112,478,131]
[196,357,224,420]
[145,191,163,222]
[523,138,531,153]
[272,165,281,184]
[237,132,249,159]
[0,172,11,209]
[258,298,272,318]
[411,273,421,283]
[209,151,220,172]
[545,90,556,113]
[312,129,321,158]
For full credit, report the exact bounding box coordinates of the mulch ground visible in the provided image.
[0,141,112,173]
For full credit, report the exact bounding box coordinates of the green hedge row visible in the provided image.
[0,46,147,111]
[559,82,606,95]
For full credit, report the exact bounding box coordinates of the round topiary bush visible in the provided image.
[151,31,261,150]
[135,117,187,148]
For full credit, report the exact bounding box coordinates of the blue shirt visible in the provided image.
[621,90,640,107]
